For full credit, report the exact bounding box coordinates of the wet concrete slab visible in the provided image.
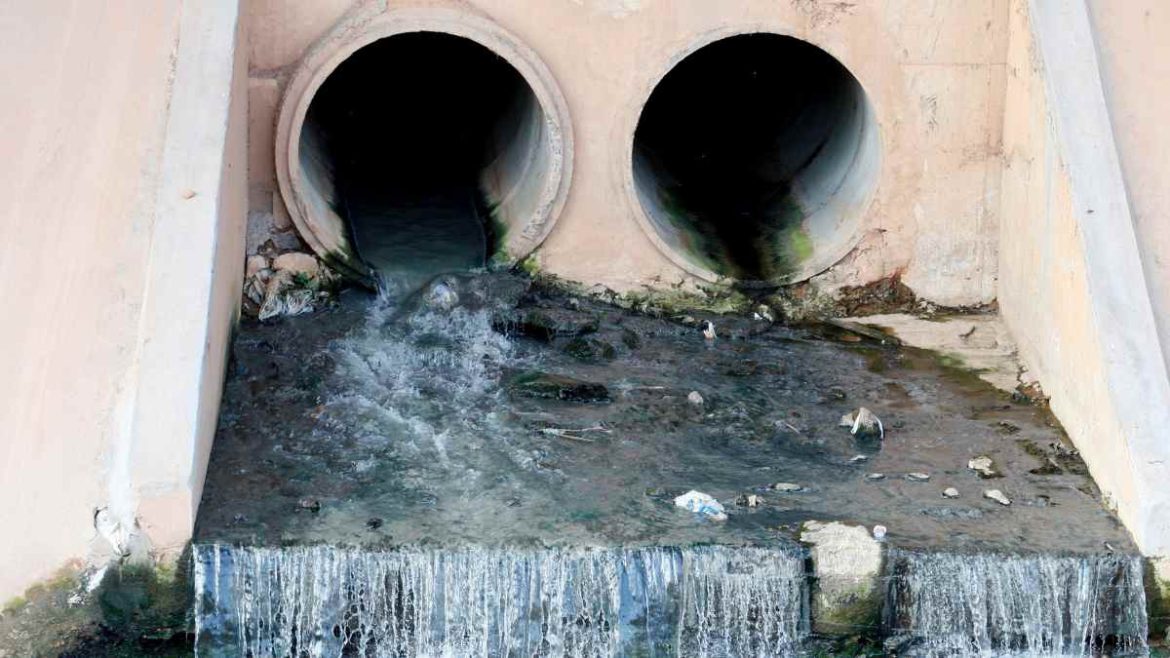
[195,273,1136,557]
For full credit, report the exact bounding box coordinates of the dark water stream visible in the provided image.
[193,271,1148,656]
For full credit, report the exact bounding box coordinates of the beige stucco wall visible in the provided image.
[247,0,1008,306]
[998,0,1169,558]
[0,1,248,601]
[0,0,183,601]
[1086,1,1170,374]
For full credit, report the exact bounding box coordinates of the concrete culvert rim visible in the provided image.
[275,10,573,287]
[628,32,880,285]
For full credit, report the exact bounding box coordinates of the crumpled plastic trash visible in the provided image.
[674,490,727,521]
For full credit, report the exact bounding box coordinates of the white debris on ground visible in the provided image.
[243,251,337,321]
[673,490,727,521]
[968,455,998,478]
[848,407,884,440]
[984,489,1012,506]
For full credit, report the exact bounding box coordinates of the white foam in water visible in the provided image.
[884,550,1149,657]
[192,543,807,658]
[327,296,514,460]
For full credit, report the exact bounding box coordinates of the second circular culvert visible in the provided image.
[631,33,880,284]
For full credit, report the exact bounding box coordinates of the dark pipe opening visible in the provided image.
[304,32,535,289]
[633,34,873,282]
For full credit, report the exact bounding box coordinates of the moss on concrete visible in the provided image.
[1149,557,1170,646]
[618,283,754,317]
[0,555,192,657]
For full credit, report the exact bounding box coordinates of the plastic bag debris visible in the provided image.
[674,490,727,521]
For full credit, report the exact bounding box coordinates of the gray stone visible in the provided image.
[506,371,611,403]
[969,455,999,478]
[984,489,1012,506]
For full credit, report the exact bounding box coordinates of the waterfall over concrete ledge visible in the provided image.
[883,550,1149,656]
[193,543,807,658]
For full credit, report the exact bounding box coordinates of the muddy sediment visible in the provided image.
[195,271,1133,556]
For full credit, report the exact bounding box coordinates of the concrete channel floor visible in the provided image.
[194,273,1135,558]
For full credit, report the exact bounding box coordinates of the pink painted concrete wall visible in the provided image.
[246,0,1010,306]
[0,1,248,600]
[1087,1,1170,374]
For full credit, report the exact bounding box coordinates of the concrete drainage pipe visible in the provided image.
[275,10,572,287]
[631,33,880,284]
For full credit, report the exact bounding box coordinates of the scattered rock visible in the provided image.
[942,487,960,499]
[245,254,268,278]
[866,473,886,481]
[423,279,460,311]
[872,525,888,540]
[365,517,383,530]
[754,305,775,322]
[968,456,999,478]
[506,371,611,403]
[850,407,884,440]
[984,489,1012,506]
[563,337,616,363]
[906,472,931,482]
[687,391,705,406]
[736,494,762,508]
[674,490,727,521]
[771,482,806,493]
[296,498,321,513]
[850,454,868,463]
[273,251,319,278]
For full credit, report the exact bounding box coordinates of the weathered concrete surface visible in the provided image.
[0,1,247,601]
[997,0,1170,558]
[846,314,1032,394]
[1087,1,1170,378]
[0,0,181,602]
[801,521,883,636]
[248,0,1008,306]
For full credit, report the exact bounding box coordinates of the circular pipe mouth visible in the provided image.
[631,33,879,284]
[276,14,572,289]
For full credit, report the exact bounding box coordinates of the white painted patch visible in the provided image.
[572,0,643,18]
